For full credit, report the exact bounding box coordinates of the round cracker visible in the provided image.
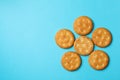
[73,16,93,35]
[55,29,75,48]
[74,36,94,55]
[88,50,109,70]
[61,51,81,71]
[92,27,112,47]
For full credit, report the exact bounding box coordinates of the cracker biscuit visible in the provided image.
[74,16,93,35]
[92,27,112,47]
[61,51,81,71]
[55,29,75,48]
[88,50,109,70]
[74,36,94,55]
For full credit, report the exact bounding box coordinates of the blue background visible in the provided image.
[0,0,119,80]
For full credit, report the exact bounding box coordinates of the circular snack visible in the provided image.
[74,16,93,35]
[88,50,109,70]
[92,27,112,47]
[74,36,94,55]
[55,29,75,48]
[61,51,81,71]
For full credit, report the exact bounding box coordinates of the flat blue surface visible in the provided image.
[0,0,119,80]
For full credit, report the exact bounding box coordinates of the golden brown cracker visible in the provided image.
[74,36,94,55]
[55,29,75,48]
[74,16,93,35]
[92,27,112,47]
[61,51,81,71]
[88,50,109,70]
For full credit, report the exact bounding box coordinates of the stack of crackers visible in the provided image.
[55,16,112,71]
